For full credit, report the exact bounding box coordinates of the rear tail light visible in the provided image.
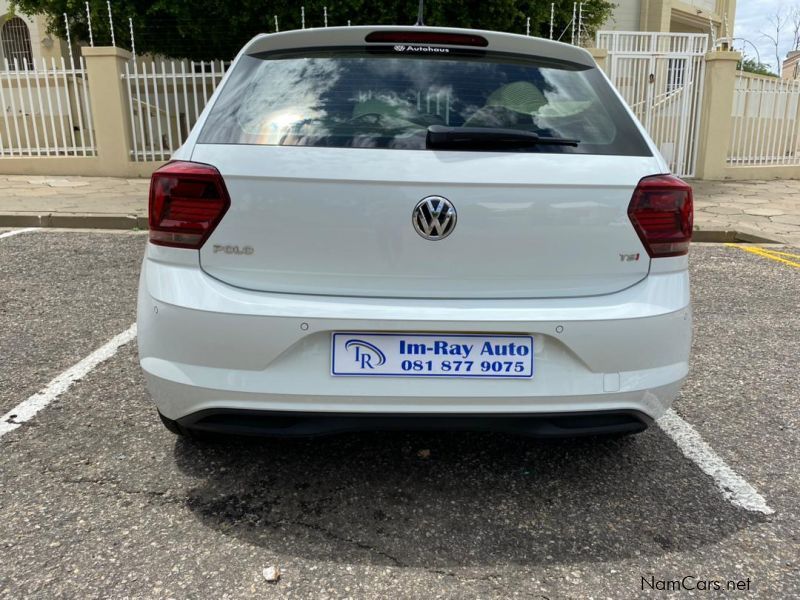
[365,31,489,47]
[628,174,693,258]
[148,161,230,249]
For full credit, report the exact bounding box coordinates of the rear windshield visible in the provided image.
[198,48,651,156]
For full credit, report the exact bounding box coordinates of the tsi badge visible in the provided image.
[344,339,387,370]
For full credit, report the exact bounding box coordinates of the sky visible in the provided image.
[735,0,799,72]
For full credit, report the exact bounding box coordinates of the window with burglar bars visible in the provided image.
[666,59,685,93]
[1,17,34,70]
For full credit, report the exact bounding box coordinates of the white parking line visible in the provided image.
[658,409,774,515]
[0,324,137,442]
[0,307,776,517]
[0,227,40,240]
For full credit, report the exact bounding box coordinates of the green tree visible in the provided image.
[738,57,778,77]
[12,0,614,60]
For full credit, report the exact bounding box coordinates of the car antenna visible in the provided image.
[415,0,425,25]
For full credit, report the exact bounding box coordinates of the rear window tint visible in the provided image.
[198,48,651,156]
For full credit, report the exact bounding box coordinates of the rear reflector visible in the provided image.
[148,161,230,249]
[628,174,693,258]
[365,31,488,47]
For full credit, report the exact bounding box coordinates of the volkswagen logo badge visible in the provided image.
[412,196,457,241]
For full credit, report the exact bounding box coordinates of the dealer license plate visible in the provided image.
[331,333,534,378]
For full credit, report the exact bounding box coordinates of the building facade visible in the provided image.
[0,2,69,68]
[782,51,800,79]
[605,0,736,39]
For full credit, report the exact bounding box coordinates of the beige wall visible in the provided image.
[607,0,643,31]
[0,156,159,177]
[0,47,165,178]
[606,0,736,38]
[695,51,740,179]
[698,53,800,180]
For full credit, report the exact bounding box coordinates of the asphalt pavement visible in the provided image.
[0,231,798,599]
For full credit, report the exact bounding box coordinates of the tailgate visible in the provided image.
[195,145,659,299]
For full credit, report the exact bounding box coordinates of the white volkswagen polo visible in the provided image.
[137,25,693,438]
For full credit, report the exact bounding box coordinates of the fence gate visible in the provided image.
[596,32,708,178]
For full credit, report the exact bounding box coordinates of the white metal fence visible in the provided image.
[597,32,708,178]
[0,57,96,157]
[727,72,800,167]
[123,59,229,161]
[597,31,708,55]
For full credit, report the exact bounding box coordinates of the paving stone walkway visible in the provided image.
[0,175,149,216]
[0,175,798,246]
[691,180,800,246]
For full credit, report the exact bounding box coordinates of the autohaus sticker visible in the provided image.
[393,44,450,53]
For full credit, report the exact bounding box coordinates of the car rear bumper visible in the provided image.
[137,254,691,426]
[168,408,653,438]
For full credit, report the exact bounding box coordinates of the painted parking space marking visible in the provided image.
[0,322,775,515]
[657,409,774,515]
[753,247,800,259]
[726,243,800,269]
[0,324,137,442]
[0,227,40,240]
[0,231,776,514]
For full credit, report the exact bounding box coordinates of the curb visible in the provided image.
[0,213,147,230]
[692,229,780,244]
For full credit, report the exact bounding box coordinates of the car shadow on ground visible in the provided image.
[172,428,764,569]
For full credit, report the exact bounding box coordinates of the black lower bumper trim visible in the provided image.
[174,409,651,439]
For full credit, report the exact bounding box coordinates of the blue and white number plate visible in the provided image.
[331,333,534,378]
